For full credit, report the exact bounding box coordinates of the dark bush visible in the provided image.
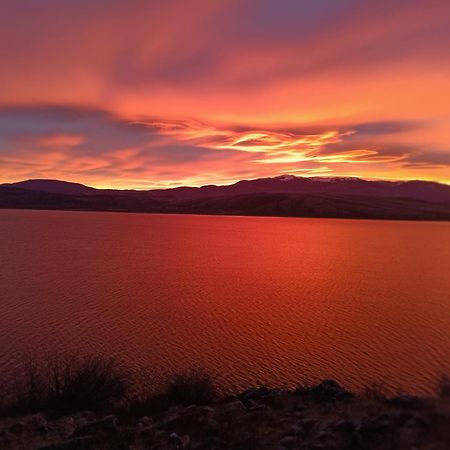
[164,369,217,406]
[48,356,130,412]
[123,369,217,418]
[363,382,389,401]
[2,355,130,415]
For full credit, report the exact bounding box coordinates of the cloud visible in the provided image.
[39,134,85,148]
[1,104,448,188]
[136,118,419,167]
[0,106,256,188]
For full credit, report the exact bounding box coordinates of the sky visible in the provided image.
[0,0,449,189]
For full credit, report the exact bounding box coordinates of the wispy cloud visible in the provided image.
[1,106,447,188]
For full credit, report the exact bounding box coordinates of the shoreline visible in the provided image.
[2,206,450,223]
[1,359,449,449]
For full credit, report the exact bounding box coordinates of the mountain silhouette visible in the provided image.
[1,176,449,220]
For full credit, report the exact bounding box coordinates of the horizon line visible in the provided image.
[3,174,450,192]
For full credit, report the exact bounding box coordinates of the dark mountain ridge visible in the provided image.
[1,176,450,220]
[4,179,98,196]
[5,175,450,202]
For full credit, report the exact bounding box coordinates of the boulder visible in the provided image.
[38,436,95,450]
[306,380,352,401]
[138,416,153,428]
[286,424,302,436]
[100,414,118,431]
[389,395,420,409]
[33,414,50,433]
[158,404,186,428]
[221,399,246,415]
[168,431,190,449]
[278,434,297,449]
[332,419,356,433]
[56,416,77,438]
[60,435,95,449]
[239,386,274,403]
[248,403,272,417]
[9,421,25,434]
[360,414,392,434]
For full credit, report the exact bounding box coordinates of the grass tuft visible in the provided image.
[1,355,130,416]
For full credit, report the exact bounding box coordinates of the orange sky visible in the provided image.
[0,0,449,188]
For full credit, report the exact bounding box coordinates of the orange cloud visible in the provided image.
[39,134,84,148]
[139,119,408,166]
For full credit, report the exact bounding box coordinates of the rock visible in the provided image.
[234,431,261,449]
[286,424,302,436]
[100,414,118,431]
[238,386,281,408]
[406,414,429,428]
[57,416,77,438]
[74,416,89,429]
[74,414,114,435]
[192,436,226,449]
[158,404,186,428]
[182,434,191,447]
[34,414,50,433]
[0,428,9,442]
[389,395,420,409]
[298,418,316,432]
[73,416,96,435]
[389,410,414,426]
[351,431,364,448]
[332,420,356,433]
[278,435,297,449]
[239,386,274,403]
[316,429,333,443]
[310,379,351,401]
[82,411,96,421]
[183,404,213,418]
[221,399,246,414]
[60,435,95,449]
[361,414,392,434]
[350,418,363,431]
[242,398,258,409]
[176,404,218,432]
[138,415,153,428]
[38,436,95,450]
[249,403,271,413]
[264,390,287,409]
[184,405,215,417]
[406,417,419,428]
[294,403,305,413]
[9,421,25,434]
[168,431,186,449]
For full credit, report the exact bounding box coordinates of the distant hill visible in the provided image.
[146,175,450,203]
[4,179,98,195]
[1,176,450,220]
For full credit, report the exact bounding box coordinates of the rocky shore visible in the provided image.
[1,380,449,449]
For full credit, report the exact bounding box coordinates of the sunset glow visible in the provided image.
[1,0,449,188]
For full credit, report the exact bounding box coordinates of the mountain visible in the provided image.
[1,176,450,220]
[146,175,450,203]
[4,179,98,195]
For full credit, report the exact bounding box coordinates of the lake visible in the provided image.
[0,209,449,394]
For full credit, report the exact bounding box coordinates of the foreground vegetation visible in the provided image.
[0,356,449,449]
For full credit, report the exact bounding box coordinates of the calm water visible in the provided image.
[0,209,449,394]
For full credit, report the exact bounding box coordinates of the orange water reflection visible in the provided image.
[0,210,449,394]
